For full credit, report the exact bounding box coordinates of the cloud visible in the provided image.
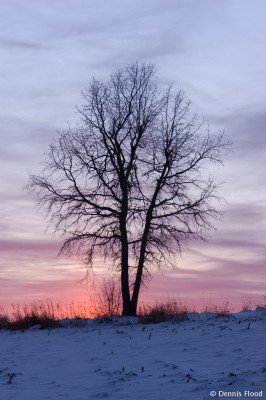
[0,239,61,254]
[213,110,266,157]
[145,260,266,308]
[0,39,46,50]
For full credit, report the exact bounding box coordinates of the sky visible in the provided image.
[0,0,265,311]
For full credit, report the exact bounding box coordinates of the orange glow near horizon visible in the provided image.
[1,267,265,317]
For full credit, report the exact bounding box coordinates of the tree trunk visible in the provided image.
[130,253,145,316]
[119,215,131,315]
[130,226,151,315]
[130,205,154,316]
[121,261,130,315]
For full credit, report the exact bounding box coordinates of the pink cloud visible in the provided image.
[0,239,61,253]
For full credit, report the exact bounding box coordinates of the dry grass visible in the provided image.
[0,298,191,328]
[0,300,92,331]
[0,307,9,330]
[241,301,253,312]
[202,301,231,317]
[1,296,265,330]
[138,299,190,324]
[239,296,266,312]
[254,295,266,310]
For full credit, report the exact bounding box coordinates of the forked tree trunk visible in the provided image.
[130,255,146,316]
[129,207,153,316]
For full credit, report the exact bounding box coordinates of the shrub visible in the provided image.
[138,299,189,324]
[241,301,253,312]
[8,316,60,331]
[92,278,121,318]
[202,301,231,317]
[0,301,61,330]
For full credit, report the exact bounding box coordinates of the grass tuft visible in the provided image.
[202,301,231,317]
[138,299,189,324]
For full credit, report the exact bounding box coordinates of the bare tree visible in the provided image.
[28,62,230,316]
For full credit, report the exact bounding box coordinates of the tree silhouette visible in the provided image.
[28,62,230,316]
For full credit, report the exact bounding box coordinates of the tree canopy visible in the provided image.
[28,62,230,315]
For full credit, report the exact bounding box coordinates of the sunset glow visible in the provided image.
[0,0,265,311]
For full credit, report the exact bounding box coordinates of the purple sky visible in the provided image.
[0,0,265,309]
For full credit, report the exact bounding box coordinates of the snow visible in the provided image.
[0,310,265,400]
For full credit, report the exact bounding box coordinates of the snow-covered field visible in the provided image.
[0,310,265,400]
